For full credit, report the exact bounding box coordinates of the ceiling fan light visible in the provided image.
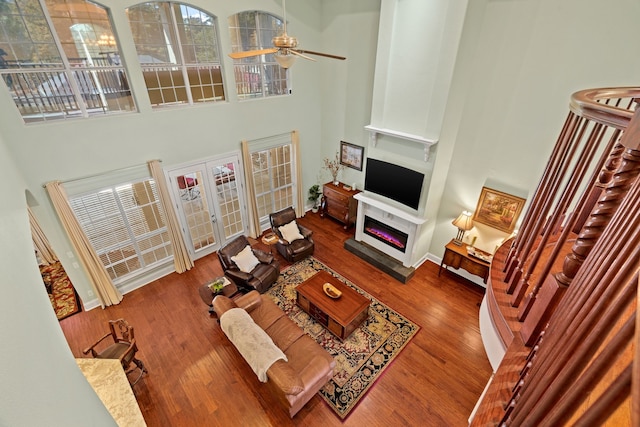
[274,51,296,68]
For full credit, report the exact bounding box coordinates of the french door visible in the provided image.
[168,154,248,260]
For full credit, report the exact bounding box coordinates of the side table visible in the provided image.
[439,239,492,283]
[198,276,239,315]
[261,232,279,254]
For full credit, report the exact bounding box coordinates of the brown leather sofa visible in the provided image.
[217,235,279,294]
[269,207,314,263]
[213,291,335,418]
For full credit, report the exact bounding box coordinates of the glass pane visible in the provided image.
[250,144,294,221]
[127,1,224,108]
[174,171,216,251]
[69,178,172,284]
[228,11,287,99]
[0,0,135,122]
[212,162,243,238]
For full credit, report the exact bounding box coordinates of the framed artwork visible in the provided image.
[473,187,526,233]
[340,141,364,171]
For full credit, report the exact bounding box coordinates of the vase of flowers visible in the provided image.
[323,152,343,185]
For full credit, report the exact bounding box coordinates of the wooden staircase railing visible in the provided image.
[472,87,640,425]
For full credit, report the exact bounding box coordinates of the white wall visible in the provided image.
[426,0,640,257]
[0,136,115,425]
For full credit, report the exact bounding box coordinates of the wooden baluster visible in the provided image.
[511,201,640,422]
[504,113,580,282]
[555,146,640,287]
[542,321,634,426]
[509,119,595,305]
[517,122,607,317]
[573,365,633,427]
[572,139,623,234]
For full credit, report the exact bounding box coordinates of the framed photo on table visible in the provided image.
[473,187,526,233]
[340,141,364,171]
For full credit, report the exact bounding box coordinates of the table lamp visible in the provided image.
[452,211,474,246]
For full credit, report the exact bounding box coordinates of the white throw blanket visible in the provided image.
[220,307,287,382]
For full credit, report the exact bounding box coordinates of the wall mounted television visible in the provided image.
[364,158,424,210]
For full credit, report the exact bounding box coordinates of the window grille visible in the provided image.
[251,144,294,220]
[69,179,173,285]
[127,2,225,107]
[228,11,289,99]
[0,0,135,123]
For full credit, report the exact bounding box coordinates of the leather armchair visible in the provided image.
[217,235,280,294]
[269,207,314,263]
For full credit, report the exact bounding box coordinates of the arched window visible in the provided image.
[0,0,135,123]
[127,2,225,107]
[228,11,289,99]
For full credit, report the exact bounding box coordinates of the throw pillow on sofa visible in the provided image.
[278,220,304,242]
[231,245,260,273]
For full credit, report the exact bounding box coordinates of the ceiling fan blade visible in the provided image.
[290,50,316,62]
[229,48,278,59]
[295,49,346,61]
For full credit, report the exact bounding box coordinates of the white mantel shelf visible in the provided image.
[354,193,427,225]
[364,125,438,161]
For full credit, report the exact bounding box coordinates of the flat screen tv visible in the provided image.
[364,158,424,210]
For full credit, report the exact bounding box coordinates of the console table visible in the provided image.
[439,239,492,283]
[320,181,360,229]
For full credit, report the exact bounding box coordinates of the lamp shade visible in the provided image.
[452,211,474,231]
[274,51,296,68]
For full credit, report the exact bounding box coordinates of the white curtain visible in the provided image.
[28,206,58,265]
[241,140,261,238]
[45,181,122,307]
[292,130,304,217]
[148,160,194,273]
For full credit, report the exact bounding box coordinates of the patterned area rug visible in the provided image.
[266,257,420,419]
[40,261,82,320]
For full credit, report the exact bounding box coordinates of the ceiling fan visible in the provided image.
[228,0,346,68]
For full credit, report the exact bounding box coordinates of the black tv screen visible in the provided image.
[364,158,424,210]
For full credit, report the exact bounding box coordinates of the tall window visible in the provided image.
[251,144,294,220]
[127,2,225,107]
[69,179,173,286]
[228,11,289,99]
[0,0,135,123]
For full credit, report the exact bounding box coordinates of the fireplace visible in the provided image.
[352,193,428,268]
[364,216,408,253]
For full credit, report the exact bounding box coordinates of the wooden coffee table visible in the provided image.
[296,271,370,340]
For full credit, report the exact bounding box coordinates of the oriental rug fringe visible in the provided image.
[266,257,420,419]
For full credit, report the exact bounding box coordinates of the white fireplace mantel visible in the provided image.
[354,193,427,267]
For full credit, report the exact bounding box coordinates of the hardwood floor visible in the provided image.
[60,213,492,427]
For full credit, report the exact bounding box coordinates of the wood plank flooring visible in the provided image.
[60,212,492,426]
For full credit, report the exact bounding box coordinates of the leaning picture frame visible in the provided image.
[340,141,364,171]
[473,187,526,233]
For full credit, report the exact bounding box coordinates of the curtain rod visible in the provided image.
[42,160,160,188]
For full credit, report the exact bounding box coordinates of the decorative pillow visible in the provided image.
[278,220,304,242]
[231,245,260,273]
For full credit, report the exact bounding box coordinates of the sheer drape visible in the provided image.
[45,181,122,307]
[28,206,58,265]
[148,160,194,273]
[241,140,261,238]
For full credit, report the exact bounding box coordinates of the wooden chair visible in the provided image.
[83,318,147,386]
